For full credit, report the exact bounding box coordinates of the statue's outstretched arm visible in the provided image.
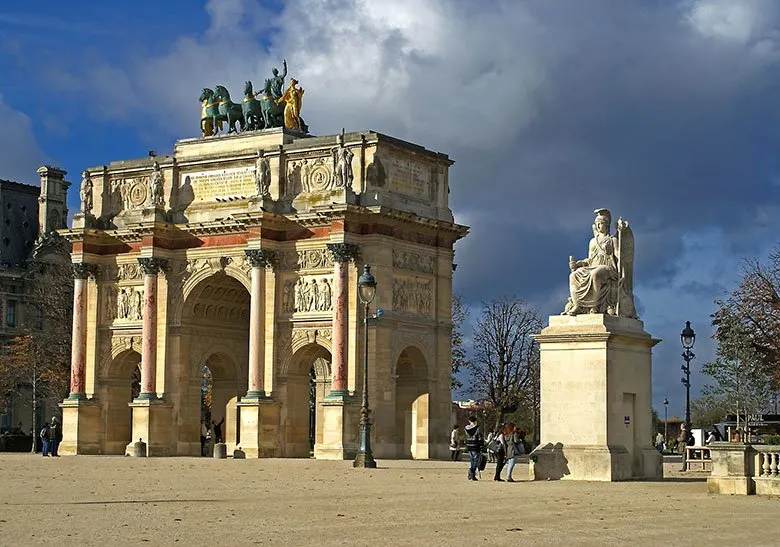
[281,60,288,78]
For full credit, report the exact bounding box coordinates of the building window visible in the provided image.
[6,300,15,328]
[35,305,42,330]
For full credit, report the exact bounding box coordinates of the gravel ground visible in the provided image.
[0,454,777,546]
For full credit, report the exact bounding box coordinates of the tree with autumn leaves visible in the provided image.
[0,237,72,447]
[701,251,780,428]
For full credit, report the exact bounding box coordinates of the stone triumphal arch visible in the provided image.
[58,127,468,459]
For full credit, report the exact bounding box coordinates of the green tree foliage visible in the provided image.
[703,311,772,431]
[468,296,542,430]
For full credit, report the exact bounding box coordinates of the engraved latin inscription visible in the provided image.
[182,167,255,202]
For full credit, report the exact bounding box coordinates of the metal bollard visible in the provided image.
[213,442,227,459]
[133,438,147,457]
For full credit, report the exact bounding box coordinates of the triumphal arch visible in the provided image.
[58,74,467,459]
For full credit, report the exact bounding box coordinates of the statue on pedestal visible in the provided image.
[255,150,271,198]
[80,170,93,215]
[563,208,636,318]
[150,161,165,208]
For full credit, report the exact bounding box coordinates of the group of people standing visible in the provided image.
[39,417,63,457]
[455,416,528,481]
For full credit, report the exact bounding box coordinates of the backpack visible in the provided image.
[40,427,48,439]
[478,452,488,471]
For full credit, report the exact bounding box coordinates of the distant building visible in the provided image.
[0,167,71,436]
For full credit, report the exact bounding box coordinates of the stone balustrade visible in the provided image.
[707,443,780,496]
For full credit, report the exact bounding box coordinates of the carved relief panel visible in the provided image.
[392,277,433,317]
[101,261,145,324]
[392,249,435,274]
[278,249,334,272]
[281,275,334,314]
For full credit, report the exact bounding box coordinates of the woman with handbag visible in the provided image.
[505,424,525,482]
[491,424,507,481]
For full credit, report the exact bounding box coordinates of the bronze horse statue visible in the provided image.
[213,85,244,134]
[242,81,265,131]
[199,88,223,136]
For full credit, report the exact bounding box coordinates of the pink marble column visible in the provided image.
[244,249,275,398]
[137,257,167,400]
[326,243,359,397]
[68,264,94,400]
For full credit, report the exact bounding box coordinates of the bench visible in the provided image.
[686,446,712,471]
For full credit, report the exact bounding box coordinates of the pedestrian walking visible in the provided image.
[464,416,484,481]
[504,424,525,482]
[449,425,462,462]
[678,423,690,472]
[489,424,507,482]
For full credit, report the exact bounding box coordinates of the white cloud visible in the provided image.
[0,95,46,184]
[684,0,780,58]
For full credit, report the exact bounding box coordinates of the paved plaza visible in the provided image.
[0,455,776,546]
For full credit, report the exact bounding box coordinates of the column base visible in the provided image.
[58,398,102,455]
[236,398,281,458]
[126,399,173,456]
[315,399,359,460]
[529,444,662,481]
[353,451,377,468]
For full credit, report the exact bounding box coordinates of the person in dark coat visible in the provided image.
[464,416,484,481]
[40,422,50,457]
[47,417,62,457]
[212,417,225,444]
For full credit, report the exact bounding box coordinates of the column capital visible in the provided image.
[138,257,169,276]
[326,243,360,264]
[245,249,277,269]
[72,262,98,280]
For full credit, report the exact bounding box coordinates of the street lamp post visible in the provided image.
[354,264,377,469]
[680,321,696,433]
[663,397,668,448]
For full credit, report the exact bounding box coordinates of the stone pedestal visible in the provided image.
[707,443,755,495]
[529,314,662,481]
[126,399,173,456]
[316,398,360,460]
[59,398,102,455]
[236,398,281,458]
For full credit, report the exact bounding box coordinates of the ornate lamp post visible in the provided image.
[680,321,696,433]
[354,264,377,468]
[663,397,669,448]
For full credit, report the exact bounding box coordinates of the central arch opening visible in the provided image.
[182,272,250,456]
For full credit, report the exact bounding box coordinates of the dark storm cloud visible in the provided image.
[9,0,780,413]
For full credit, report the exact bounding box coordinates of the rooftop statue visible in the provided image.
[198,59,308,136]
[562,208,637,318]
[276,79,305,132]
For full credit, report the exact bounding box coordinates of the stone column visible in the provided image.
[244,249,276,398]
[136,257,167,400]
[68,263,96,400]
[326,243,359,397]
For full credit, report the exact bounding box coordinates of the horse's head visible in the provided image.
[199,88,214,102]
[244,80,253,97]
[214,85,229,101]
